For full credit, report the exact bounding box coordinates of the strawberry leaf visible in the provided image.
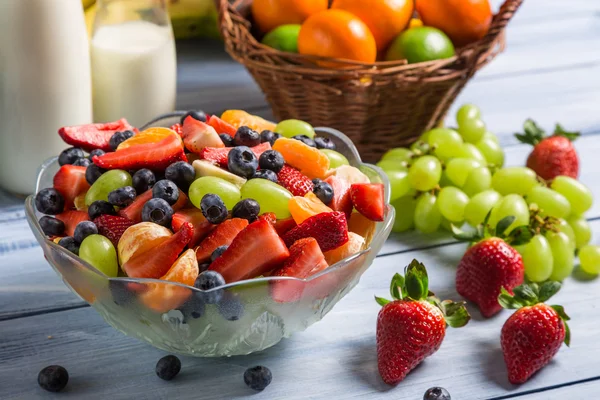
[554,123,580,142]
[513,284,538,305]
[539,281,562,302]
[506,225,534,246]
[451,224,479,242]
[441,300,471,328]
[551,304,571,347]
[375,296,390,307]
[495,216,516,237]
[389,273,404,301]
[404,259,428,301]
[498,287,524,310]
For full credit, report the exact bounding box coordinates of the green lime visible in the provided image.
[386,27,455,64]
[261,24,301,53]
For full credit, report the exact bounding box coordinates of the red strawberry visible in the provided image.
[53,165,90,209]
[93,132,186,170]
[119,189,187,222]
[376,260,470,385]
[55,210,89,236]
[170,123,183,137]
[258,212,297,235]
[195,218,249,263]
[277,165,313,196]
[325,175,353,217]
[209,219,290,283]
[515,119,580,180]
[499,281,570,384]
[350,183,385,221]
[283,211,348,252]
[201,142,271,167]
[172,208,214,247]
[122,222,193,279]
[58,118,135,152]
[93,215,135,247]
[270,237,329,303]
[258,212,277,225]
[181,116,224,154]
[208,115,237,136]
[172,191,189,211]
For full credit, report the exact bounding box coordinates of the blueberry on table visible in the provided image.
[258,150,285,173]
[165,161,196,190]
[132,168,156,194]
[85,164,105,185]
[252,169,278,183]
[74,221,98,244]
[58,147,85,166]
[180,110,207,124]
[211,245,229,262]
[38,365,69,392]
[108,186,136,208]
[423,387,451,400]
[39,216,65,237]
[142,198,174,227]
[314,137,336,150]
[260,130,282,146]
[219,133,235,147]
[244,366,272,391]
[200,194,228,224]
[217,292,244,321]
[228,146,258,178]
[234,126,261,147]
[152,179,180,205]
[88,148,105,160]
[313,180,334,205]
[88,200,116,220]
[293,134,316,148]
[35,188,65,215]
[232,199,260,222]
[194,270,226,304]
[109,130,134,151]
[58,237,80,255]
[72,157,91,167]
[155,355,181,381]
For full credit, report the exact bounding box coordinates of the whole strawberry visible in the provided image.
[515,119,580,180]
[499,281,570,384]
[376,260,470,385]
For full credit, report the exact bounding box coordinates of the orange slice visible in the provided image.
[324,232,365,265]
[273,137,330,179]
[221,110,276,132]
[289,192,333,224]
[117,127,181,151]
[348,211,377,245]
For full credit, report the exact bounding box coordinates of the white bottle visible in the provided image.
[0,0,93,195]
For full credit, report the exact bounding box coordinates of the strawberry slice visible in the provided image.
[325,175,353,217]
[208,115,237,136]
[93,215,135,247]
[201,142,271,167]
[122,222,193,279]
[182,116,225,155]
[172,208,215,247]
[173,191,189,211]
[170,123,183,137]
[58,118,135,152]
[258,212,277,225]
[209,219,290,283]
[258,212,297,236]
[119,189,187,223]
[93,132,186,170]
[55,210,90,237]
[350,183,385,221]
[53,165,90,209]
[195,218,249,263]
[270,237,329,303]
[277,165,313,196]
[283,211,348,252]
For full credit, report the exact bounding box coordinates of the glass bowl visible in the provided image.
[25,115,395,357]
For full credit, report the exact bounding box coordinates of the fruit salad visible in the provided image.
[34,110,386,309]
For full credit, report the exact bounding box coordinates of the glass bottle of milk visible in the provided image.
[91,0,177,127]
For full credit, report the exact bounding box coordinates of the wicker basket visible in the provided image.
[218,0,523,161]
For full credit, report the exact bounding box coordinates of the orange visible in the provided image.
[272,137,330,179]
[324,232,365,265]
[348,211,377,244]
[298,9,377,66]
[117,127,180,151]
[331,0,413,51]
[289,192,333,224]
[415,0,492,47]
[221,110,277,132]
[251,0,328,34]
[409,18,423,29]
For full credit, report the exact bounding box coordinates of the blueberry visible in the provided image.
[260,130,281,146]
[219,133,235,147]
[258,150,284,173]
[108,186,136,207]
[155,355,181,381]
[179,293,206,320]
[194,270,226,304]
[72,157,91,167]
[217,292,244,321]
[252,170,278,183]
[423,387,451,400]
[165,161,195,190]
[313,180,334,205]
[58,237,80,255]
[132,169,156,194]
[39,216,65,237]
[142,198,174,227]
[180,110,207,124]
[35,188,65,215]
[228,146,258,178]
[38,365,69,392]
[152,180,180,205]
[293,135,316,147]
[85,164,105,185]
[232,199,260,222]
[88,200,116,220]
[244,366,272,391]
[314,137,336,150]
[74,221,98,243]
[211,245,229,262]
[200,194,228,224]
[88,149,105,160]
[234,126,261,147]
[58,147,85,166]
[109,130,134,151]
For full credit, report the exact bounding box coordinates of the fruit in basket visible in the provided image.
[385,27,455,64]
[251,0,328,34]
[331,0,413,51]
[261,24,302,53]
[415,0,492,47]
[298,9,377,66]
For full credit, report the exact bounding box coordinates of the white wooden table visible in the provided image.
[2,0,600,398]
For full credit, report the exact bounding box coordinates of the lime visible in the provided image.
[386,27,455,64]
[261,24,301,53]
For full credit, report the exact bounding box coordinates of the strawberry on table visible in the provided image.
[53,165,90,210]
[350,183,385,221]
[376,260,470,385]
[58,118,135,152]
[277,165,313,197]
[195,218,249,263]
[283,211,348,252]
[181,116,224,154]
[93,215,135,247]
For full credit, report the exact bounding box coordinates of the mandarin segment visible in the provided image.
[221,110,276,132]
[272,137,330,179]
[117,127,179,151]
[324,232,365,265]
[289,192,333,224]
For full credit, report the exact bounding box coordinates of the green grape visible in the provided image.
[189,176,241,210]
[462,167,492,196]
[381,148,413,163]
[458,143,486,163]
[241,178,293,219]
[445,158,481,187]
[526,186,571,219]
[489,194,529,234]
[385,168,411,201]
[458,118,486,143]
[274,119,315,139]
[414,192,442,233]
[476,138,504,167]
[518,234,553,282]
[551,176,593,215]
[579,245,600,274]
[79,234,118,277]
[440,217,462,232]
[567,215,592,249]
[482,130,499,144]
[491,167,538,195]
[85,169,132,206]
[439,171,454,188]
[407,156,441,191]
[419,130,432,143]
[547,231,575,281]
[555,218,576,248]
[456,103,481,126]
[410,140,429,153]
[391,195,417,233]
[437,187,469,222]
[377,159,406,173]
[320,149,349,169]
[464,190,501,227]
[427,128,463,161]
